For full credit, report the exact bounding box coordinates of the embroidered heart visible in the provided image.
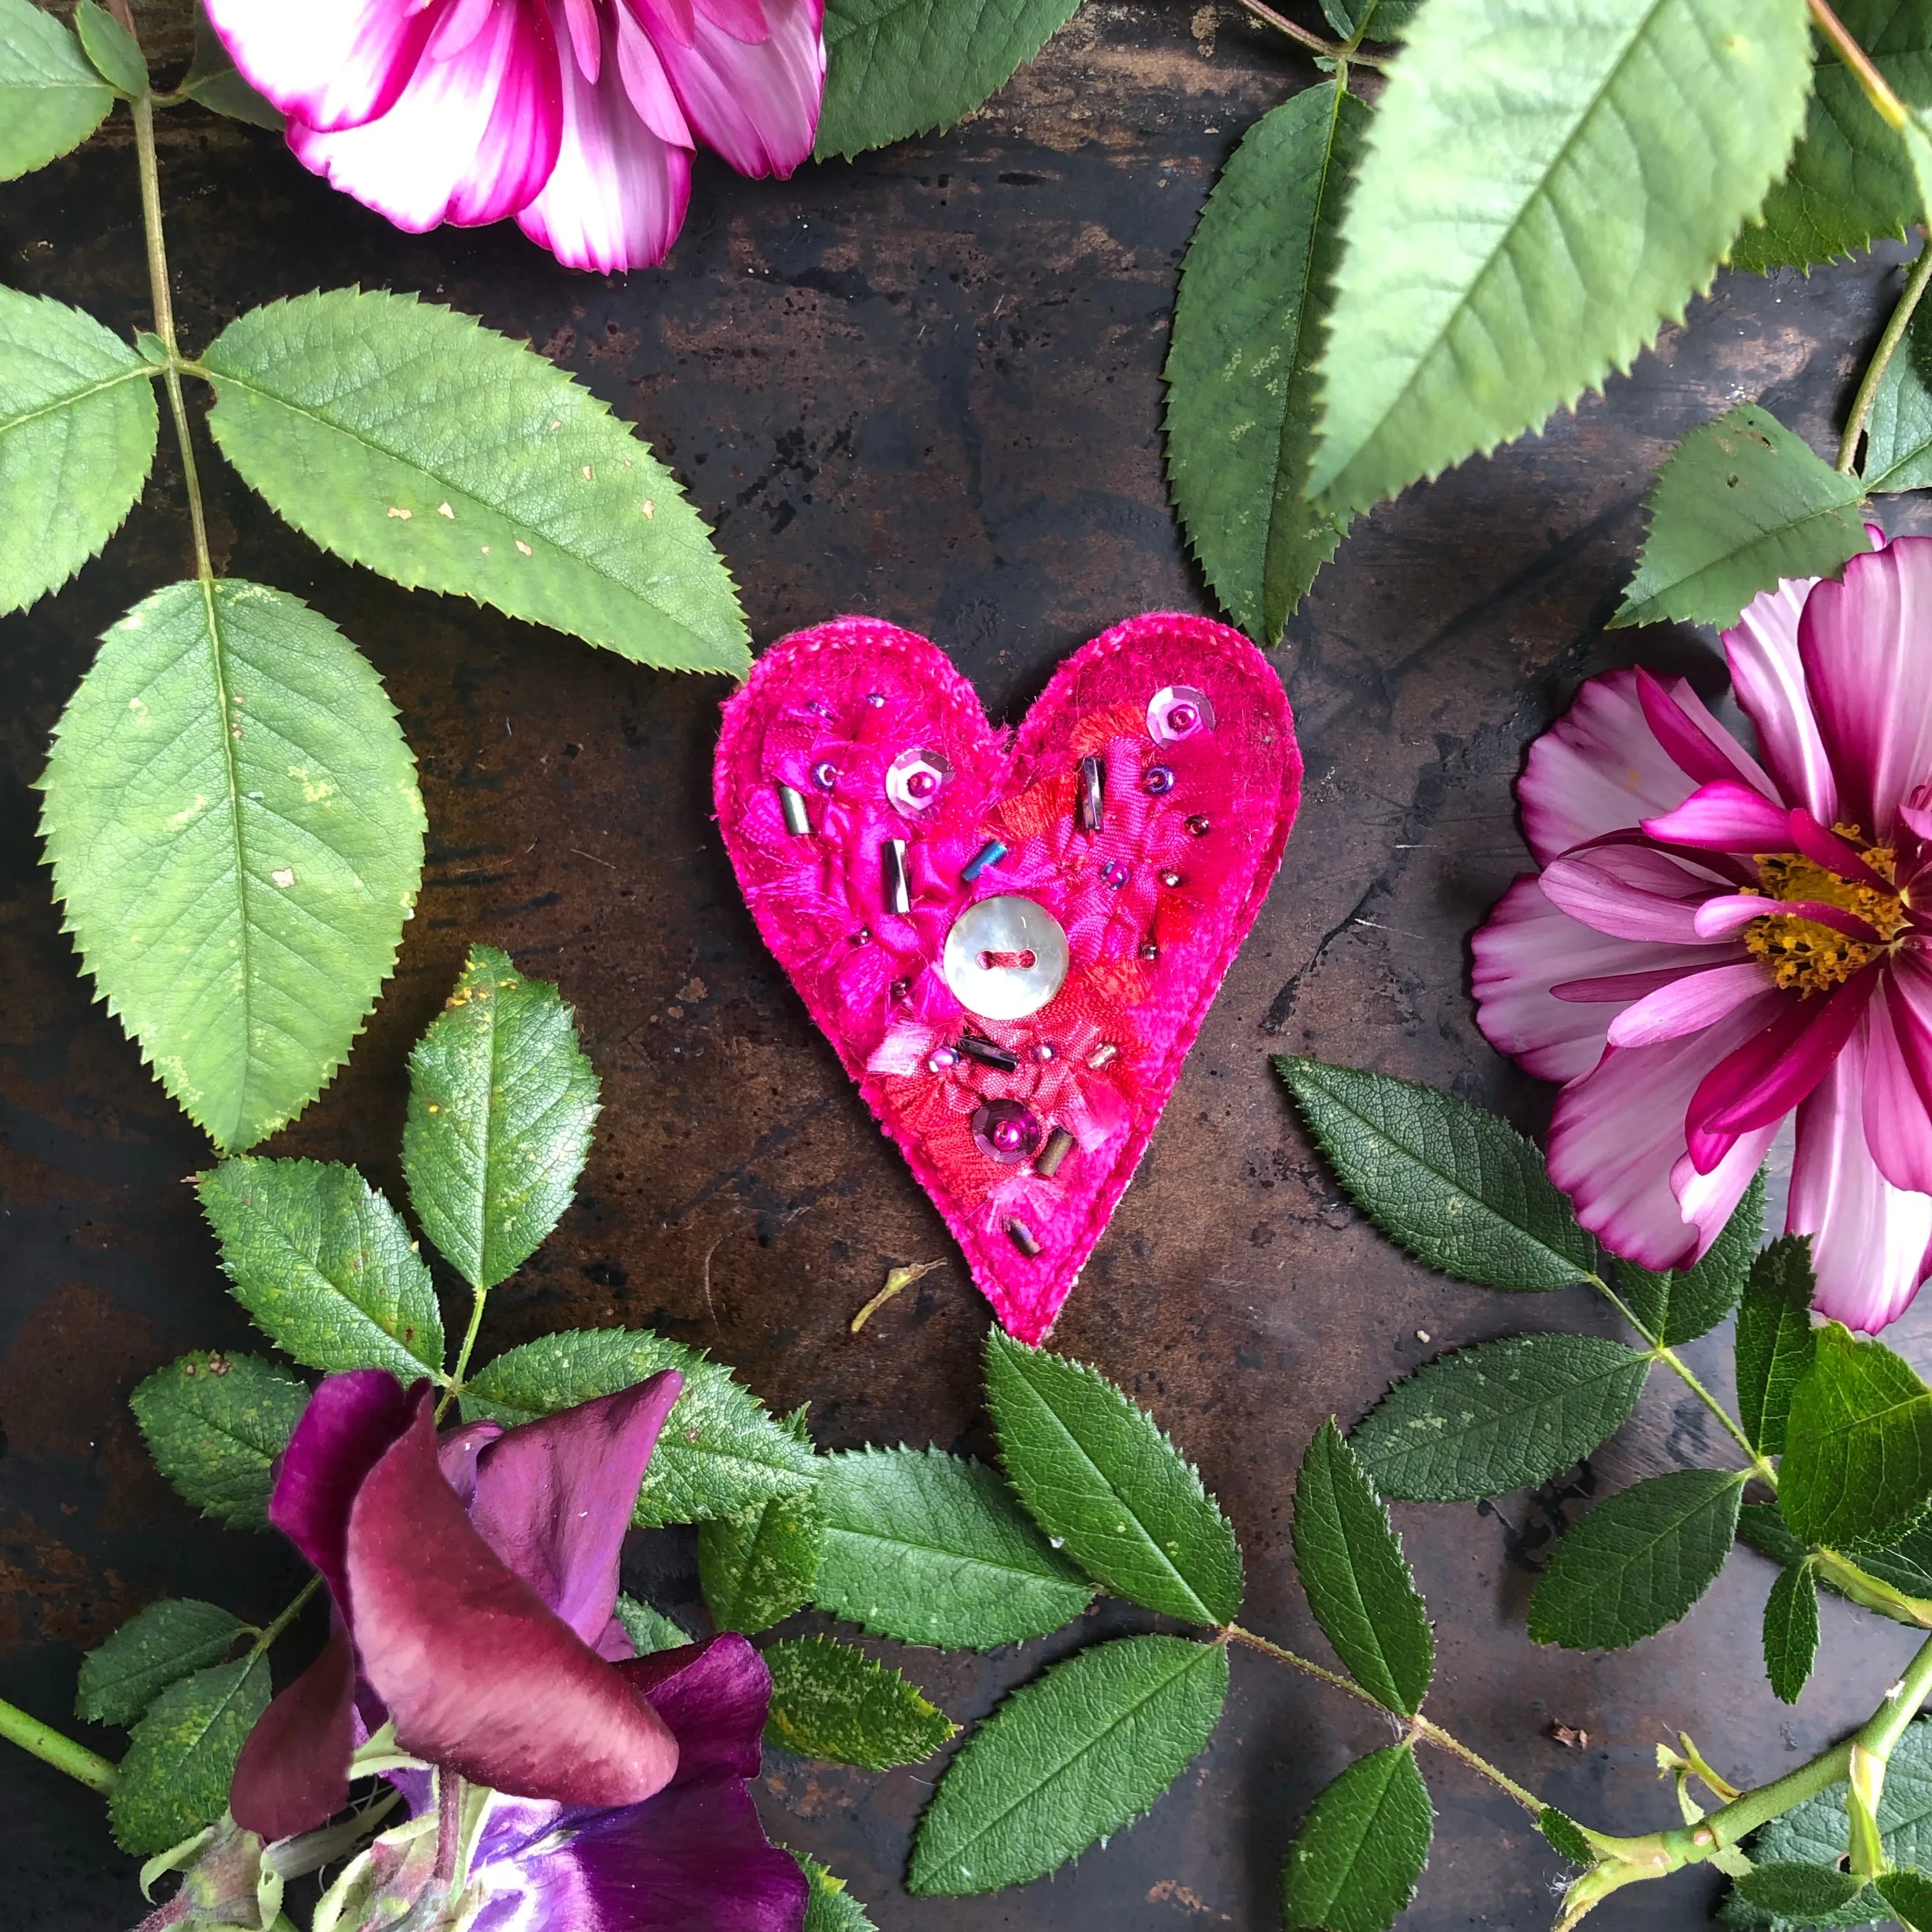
[713,612,1302,1342]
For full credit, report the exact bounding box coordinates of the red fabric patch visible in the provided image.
[713,613,1302,1340]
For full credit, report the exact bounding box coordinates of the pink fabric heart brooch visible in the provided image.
[714,613,1303,1341]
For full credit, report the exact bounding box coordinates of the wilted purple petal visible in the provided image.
[231,1621,358,1842]
[617,1633,769,1784]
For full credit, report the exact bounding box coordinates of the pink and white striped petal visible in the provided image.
[1538,847,1718,945]
[1605,960,1776,1050]
[203,0,438,134]
[642,0,824,177]
[291,1,564,234]
[1642,779,1793,853]
[1723,574,1839,826]
[1863,981,1932,1195]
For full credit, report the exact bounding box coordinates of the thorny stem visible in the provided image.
[1838,240,1932,473]
[107,0,213,583]
[252,1576,321,1657]
[0,1694,118,1795]
[1224,1625,1545,1816]
[439,1288,490,1419]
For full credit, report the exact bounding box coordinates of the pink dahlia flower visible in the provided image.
[1473,533,1932,1333]
[203,0,826,272]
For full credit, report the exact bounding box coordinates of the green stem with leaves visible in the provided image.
[0,1694,118,1796]
[438,1288,490,1420]
[1837,240,1932,473]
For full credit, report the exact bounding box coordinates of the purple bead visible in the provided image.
[928,1046,959,1071]
[1167,703,1197,735]
[1142,765,1174,796]
[972,1098,1043,1165]
[1100,861,1128,889]
[866,691,885,707]
[1186,814,1211,837]
[1031,1042,1056,1064]
[812,758,839,790]
[852,926,871,946]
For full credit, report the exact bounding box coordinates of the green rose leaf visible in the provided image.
[107,1654,271,1856]
[77,1599,250,1727]
[1538,1807,1595,1867]
[1747,1717,1932,1874]
[1163,82,1366,642]
[463,1329,818,1526]
[1862,298,1932,493]
[794,1852,878,1932]
[1282,1742,1433,1932]
[1351,1333,1650,1502]
[1319,0,1422,38]
[815,0,1081,161]
[1877,1869,1932,1930]
[614,1594,692,1655]
[813,1446,1092,1649]
[72,0,145,96]
[1312,0,1815,515]
[699,1447,825,1634]
[985,1331,1243,1625]
[1735,1236,1818,1459]
[1292,1422,1433,1715]
[910,1634,1228,1896]
[1735,1864,1867,1919]
[198,1156,444,1379]
[40,579,425,1153]
[762,1636,955,1771]
[1611,404,1866,630]
[1762,1561,1819,1705]
[1736,1499,1807,1570]
[1527,1468,1745,1651]
[130,1352,309,1529]
[1276,1058,1600,1293]
[1782,1323,1932,1551]
[404,946,599,1293]
[1614,1170,1764,1346]
[0,287,157,615]
[0,0,115,179]
[199,289,748,673]
[179,1,282,128]
[1734,1,1932,275]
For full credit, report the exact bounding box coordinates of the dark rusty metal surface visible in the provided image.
[8,6,1932,1926]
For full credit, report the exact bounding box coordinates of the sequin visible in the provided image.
[886,746,953,814]
[972,1099,1043,1165]
[1148,685,1216,744]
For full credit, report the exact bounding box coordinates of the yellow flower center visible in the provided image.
[1743,825,1908,996]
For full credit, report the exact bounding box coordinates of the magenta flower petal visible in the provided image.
[1794,1027,1932,1330]
[1798,536,1932,839]
[1723,574,1839,825]
[1517,670,1705,866]
[1547,990,1786,1269]
[437,1418,505,1509]
[1538,852,1713,944]
[270,1368,418,1608]
[201,0,438,133]
[616,1633,769,1783]
[1606,960,1776,1050]
[230,1621,358,1842]
[1864,983,1932,1195]
[1633,670,1770,792]
[643,0,824,177]
[519,0,694,270]
[345,1398,680,1807]
[290,0,564,234]
[1641,779,1793,852]
[468,1371,683,1646]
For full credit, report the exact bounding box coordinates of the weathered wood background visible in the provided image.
[7,5,1931,1926]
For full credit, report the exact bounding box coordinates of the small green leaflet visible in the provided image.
[199,289,748,673]
[77,1599,250,1727]
[1527,1468,1745,1651]
[1762,1561,1819,1705]
[793,1851,878,1932]
[1277,1058,1600,1292]
[813,1446,1092,1649]
[1781,1323,1932,1551]
[108,1654,270,1856]
[1538,1808,1595,1867]
[178,1,282,129]
[1164,84,1365,642]
[699,1440,825,1634]
[1878,1869,1932,1931]
[130,1352,309,1529]
[910,1635,1228,1896]
[985,1331,1243,1625]
[1292,1422,1433,1715]
[463,1329,818,1526]
[1611,405,1866,629]
[1351,1333,1649,1502]
[199,1157,443,1379]
[1319,0,1422,37]
[1735,1236,1818,1459]
[0,287,157,616]
[815,0,1081,161]
[1310,0,1815,516]
[1733,0,1932,275]
[403,946,599,1293]
[615,1594,691,1655]
[762,1637,954,1771]
[72,0,146,96]
[40,579,425,1153]
[1282,1743,1432,1932]
[1862,298,1932,492]
[1614,1170,1763,1346]
[1735,1864,1867,1920]
[0,0,115,180]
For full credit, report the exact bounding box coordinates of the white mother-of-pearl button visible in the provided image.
[941,894,1070,1020]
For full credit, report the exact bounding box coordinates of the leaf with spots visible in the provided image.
[199,289,748,673]
[700,1420,825,1634]
[985,1331,1243,1624]
[77,1599,250,1728]
[108,1654,271,1855]
[762,1636,955,1770]
[402,946,599,1293]
[130,1352,309,1529]
[615,1594,693,1655]
[38,579,425,1152]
